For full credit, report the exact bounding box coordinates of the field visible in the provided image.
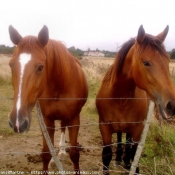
[0,54,175,175]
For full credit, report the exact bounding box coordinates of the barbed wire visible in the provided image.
[1,118,175,132]
[0,141,136,155]
[0,97,151,100]
[0,91,174,173]
[0,121,152,131]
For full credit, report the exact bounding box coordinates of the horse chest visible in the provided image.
[99,98,147,122]
[39,99,82,120]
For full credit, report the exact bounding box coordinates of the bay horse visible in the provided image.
[96,25,175,174]
[8,25,88,173]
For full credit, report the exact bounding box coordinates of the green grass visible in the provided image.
[80,73,101,120]
[0,77,14,135]
[171,76,175,85]
[140,122,175,174]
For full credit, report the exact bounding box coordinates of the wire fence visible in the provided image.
[0,99,134,174]
[0,58,175,174]
[0,97,175,175]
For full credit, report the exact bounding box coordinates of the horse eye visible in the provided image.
[143,61,150,66]
[37,65,44,72]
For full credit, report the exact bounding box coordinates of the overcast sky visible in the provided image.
[1,0,175,51]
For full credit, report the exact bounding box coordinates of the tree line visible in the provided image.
[0,45,116,58]
[68,46,175,60]
[170,49,175,59]
[2,44,175,60]
[0,45,15,54]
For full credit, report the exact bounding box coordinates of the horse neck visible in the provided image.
[43,41,74,96]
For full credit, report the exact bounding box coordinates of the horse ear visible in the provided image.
[137,25,145,44]
[38,25,49,47]
[9,25,22,45]
[156,25,169,43]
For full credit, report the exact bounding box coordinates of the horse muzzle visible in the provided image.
[158,101,175,120]
[9,115,30,133]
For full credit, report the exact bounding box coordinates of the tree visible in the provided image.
[0,45,15,54]
[68,46,84,60]
[170,49,175,59]
[68,46,76,53]
[76,48,84,56]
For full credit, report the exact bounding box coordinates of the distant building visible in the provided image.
[84,51,105,57]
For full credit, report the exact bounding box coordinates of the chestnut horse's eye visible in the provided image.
[143,61,150,66]
[37,65,44,72]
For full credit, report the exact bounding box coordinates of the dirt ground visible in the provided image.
[0,114,126,174]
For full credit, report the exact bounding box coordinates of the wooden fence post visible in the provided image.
[129,100,155,175]
[36,101,64,171]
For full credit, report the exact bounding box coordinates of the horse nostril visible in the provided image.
[9,120,19,133]
[166,101,175,116]
[20,119,29,132]
[9,120,13,129]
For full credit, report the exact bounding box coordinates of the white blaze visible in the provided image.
[16,53,31,132]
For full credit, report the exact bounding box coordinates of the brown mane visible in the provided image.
[13,36,44,56]
[44,39,79,90]
[103,35,168,84]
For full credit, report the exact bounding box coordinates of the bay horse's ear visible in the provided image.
[38,25,49,47]
[137,25,145,44]
[9,25,22,45]
[156,25,169,43]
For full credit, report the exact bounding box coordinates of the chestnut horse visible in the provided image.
[8,25,88,173]
[96,25,175,174]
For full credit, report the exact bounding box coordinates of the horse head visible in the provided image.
[8,25,49,132]
[133,25,175,117]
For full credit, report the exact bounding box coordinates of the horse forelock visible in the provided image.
[16,37,75,73]
[15,36,44,54]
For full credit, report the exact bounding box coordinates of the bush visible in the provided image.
[0,45,15,54]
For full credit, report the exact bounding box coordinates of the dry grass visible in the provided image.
[169,61,175,77]
[0,54,11,82]
[81,56,114,83]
